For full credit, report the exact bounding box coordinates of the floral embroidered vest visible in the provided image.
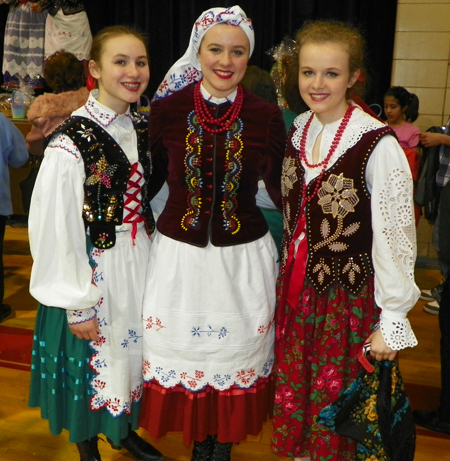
[55,115,155,249]
[281,125,392,295]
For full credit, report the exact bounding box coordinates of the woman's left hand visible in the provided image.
[365,329,397,361]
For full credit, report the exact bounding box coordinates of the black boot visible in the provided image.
[211,440,233,461]
[109,430,163,461]
[76,437,101,461]
[192,435,216,461]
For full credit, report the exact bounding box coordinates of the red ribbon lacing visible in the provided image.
[123,162,145,245]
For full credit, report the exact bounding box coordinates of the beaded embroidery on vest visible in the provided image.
[305,127,391,294]
[183,110,244,234]
[280,125,392,294]
[55,114,155,249]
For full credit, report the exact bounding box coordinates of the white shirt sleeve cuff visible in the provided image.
[66,307,96,325]
[379,315,418,350]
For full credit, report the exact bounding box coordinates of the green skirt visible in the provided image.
[28,303,140,445]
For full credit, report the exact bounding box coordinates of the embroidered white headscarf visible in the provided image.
[153,5,254,100]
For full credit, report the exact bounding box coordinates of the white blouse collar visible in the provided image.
[292,104,387,159]
[84,90,131,128]
[200,83,237,105]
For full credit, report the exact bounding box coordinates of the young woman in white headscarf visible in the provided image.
[139,6,286,461]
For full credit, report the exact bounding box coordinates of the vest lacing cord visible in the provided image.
[123,162,145,245]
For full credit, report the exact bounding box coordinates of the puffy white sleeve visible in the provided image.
[28,134,102,312]
[366,134,420,350]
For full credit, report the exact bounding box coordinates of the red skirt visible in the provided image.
[272,277,379,461]
[139,376,274,445]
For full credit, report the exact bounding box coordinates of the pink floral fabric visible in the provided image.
[272,277,380,460]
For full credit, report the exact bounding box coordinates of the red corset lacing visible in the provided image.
[123,162,145,245]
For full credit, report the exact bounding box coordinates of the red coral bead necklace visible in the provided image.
[299,104,355,201]
[193,79,244,134]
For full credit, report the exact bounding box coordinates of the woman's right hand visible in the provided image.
[69,316,101,341]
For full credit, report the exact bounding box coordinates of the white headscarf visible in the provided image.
[153,5,254,100]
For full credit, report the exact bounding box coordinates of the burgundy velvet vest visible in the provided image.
[280,124,392,295]
[148,84,286,247]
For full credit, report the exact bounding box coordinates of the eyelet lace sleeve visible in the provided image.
[379,315,418,350]
[367,135,420,350]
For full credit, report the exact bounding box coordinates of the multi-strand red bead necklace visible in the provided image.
[299,104,355,201]
[193,79,244,134]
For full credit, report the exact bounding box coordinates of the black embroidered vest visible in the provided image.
[55,114,155,249]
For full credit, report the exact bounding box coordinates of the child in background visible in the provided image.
[384,86,421,224]
[271,21,419,461]
[384,86,420,152]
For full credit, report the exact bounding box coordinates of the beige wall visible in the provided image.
[392,0,450,260]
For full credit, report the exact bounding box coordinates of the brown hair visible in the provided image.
[44,51,85,93]
[291,20,366,100]
[89,25,149,88]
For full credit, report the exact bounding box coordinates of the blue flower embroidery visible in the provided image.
[158,369,176,383]
[262,358,274,376]
[93,358,107,368]
[128,329,142,343]
[97,316,107,328]
[192,325,229,338]
[213,374,232,387]
[92,395,105,407]
[92,270,104,283]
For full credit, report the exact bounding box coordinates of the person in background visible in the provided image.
[0,113,29,322]
[139,6,285,461]
[271,21,419,461]
[413,179,450,436]
[28,25,162,461]
[384,86,420,153]
[418,122,450,315]
[26,50,89,156]
[384,85,421,225]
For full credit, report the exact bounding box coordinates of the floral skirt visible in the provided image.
[271,277,379,461]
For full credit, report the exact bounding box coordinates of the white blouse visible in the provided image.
[29,92,140,311]
[290,105,419,350]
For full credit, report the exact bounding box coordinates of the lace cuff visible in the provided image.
[66,307,96,325]
[379,316,418,350]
